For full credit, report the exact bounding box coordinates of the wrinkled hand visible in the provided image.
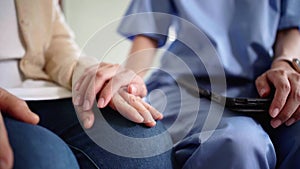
[0,88,39,169]
[110,87,162,127]
[73,62,148,128]
[256,60,300,128]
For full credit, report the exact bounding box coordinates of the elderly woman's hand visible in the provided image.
[73,62,158,128]
[109,87,163,127]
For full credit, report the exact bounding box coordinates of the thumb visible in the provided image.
[0,89,39,125]
[128,83,147,97]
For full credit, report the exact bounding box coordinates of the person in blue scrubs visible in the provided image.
[0,1,173,168]
[118,0,300,168]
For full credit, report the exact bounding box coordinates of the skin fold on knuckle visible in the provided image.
[129,96,149,114]
[96,71,107,81]
[274,69,287,77]
[279,82,291,93]
[128,95,137,105]
[115,98,142,123]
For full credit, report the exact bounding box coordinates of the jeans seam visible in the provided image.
[68,144,101,169]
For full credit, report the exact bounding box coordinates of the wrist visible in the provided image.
[272,57,300,73]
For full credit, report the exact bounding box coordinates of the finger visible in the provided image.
[128,82,147,97]
[73,64,106,106]
[267,72,290,118]
[119,89,156,126]
[286,106,300,126]
[74,64,107,110]
[136,97,163,120]
[270,95,298,128]
[74,65,98,91]
[112,93,144,123]
[73,68,96,106]
[284,75,300,126]
[0,89,39,124]
[74,64,119,111]
[255,73,271,97]
[94,64,121,107]
[74,106,95,129]
[75,63,120,110]
[74,62,110,91]
[99,69,137,108]
[128,75,147,97]
[0,113,14,169]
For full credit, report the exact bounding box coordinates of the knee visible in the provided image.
[223,129,270,157]
[5,118,79,169]
[218,119,276,168]
[175,117,277,169]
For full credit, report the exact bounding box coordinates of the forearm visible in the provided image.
[273,28,300,62]
[125,35,158,78]
[44,2,80,90]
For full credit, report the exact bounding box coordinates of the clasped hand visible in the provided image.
[256,60,300,128]
[73,63,162,129]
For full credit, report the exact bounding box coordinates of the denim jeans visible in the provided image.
[4,117,80,169]
[21,98,174,169]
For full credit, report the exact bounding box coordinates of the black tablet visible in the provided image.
[177,79,272,113]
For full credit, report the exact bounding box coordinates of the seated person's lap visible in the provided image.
[26,98,174,169]
[148,82,300,169]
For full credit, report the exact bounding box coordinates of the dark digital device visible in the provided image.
[177,78,272,113]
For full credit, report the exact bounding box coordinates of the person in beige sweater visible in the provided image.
[0,0,173,169]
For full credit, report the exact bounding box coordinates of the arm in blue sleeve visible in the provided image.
[278,0,300,30]
[118,0,176,47]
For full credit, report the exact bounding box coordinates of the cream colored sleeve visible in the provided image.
[44,1,80,90]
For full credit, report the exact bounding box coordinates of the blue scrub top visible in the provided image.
[118,0,300,97]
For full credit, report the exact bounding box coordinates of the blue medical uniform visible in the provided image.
[119,0,300,168]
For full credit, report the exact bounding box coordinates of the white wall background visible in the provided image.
[63,0,163,80]
[63,0,131,64]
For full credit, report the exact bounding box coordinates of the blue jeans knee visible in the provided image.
[4,118,79,169]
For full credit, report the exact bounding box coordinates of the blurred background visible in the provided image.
[62,0,131,63]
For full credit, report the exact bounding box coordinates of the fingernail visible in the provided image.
[83,100,90,111]
[145,118,156,124]
[156,113,163,120]
[271,119,281,128]
[260,88,266,96]
[270,108,279,118]
[98,98,105,108]
[129,85,137,94]
[286,118,295,126]
[73,96,81,105]
[32,113,40,122]
[83,117,91,129]
[146,121,156,127]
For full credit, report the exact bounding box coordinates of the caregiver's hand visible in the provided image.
[0,88,39,169]
[256,59,300,128]
[73,62,151,128]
